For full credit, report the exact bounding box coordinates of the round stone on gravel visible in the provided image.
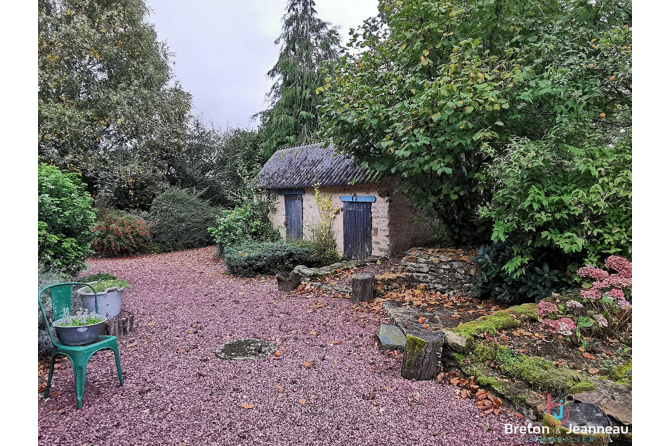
[215,338,278,360]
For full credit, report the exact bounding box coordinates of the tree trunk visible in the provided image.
[401,331,444,380]
[351,273,375,304]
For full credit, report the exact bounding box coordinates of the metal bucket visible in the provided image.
[53,316,107,346]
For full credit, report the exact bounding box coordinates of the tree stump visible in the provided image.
[277,271,301,292]
[101,310,134,337]
[351,273,375,304]
[401,331,444,380]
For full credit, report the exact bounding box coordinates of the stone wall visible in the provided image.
[400,248,481,295]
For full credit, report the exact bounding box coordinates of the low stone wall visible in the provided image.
[400,248,480,295]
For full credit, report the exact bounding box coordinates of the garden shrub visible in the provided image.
[224,241,312,277]
[479,134,632,278]
[538,256,632,345]
[304,186,340,264]
[38,164,97,275]
[150,187,217,252]
[209,197,279,252]
[472,243,563,304]
[92,208,153,257]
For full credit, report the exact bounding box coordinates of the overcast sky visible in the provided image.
[144,0,380,131]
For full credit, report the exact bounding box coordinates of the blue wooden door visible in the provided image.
[343,202,372,260]
[284,195,303,239]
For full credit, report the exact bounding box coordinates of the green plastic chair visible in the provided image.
[39,282,124,409]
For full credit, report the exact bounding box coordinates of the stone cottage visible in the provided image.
[256,142,436,259]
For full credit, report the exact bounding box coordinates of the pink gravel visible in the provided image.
[38,247,526,445]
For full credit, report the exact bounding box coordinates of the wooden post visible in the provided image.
[401,331,444,380]
[351,273,375,304]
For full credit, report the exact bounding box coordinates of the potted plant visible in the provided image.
[78,276,130,319]
[53,310,107,346]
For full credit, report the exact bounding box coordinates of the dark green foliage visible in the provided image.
[209,198,280,250]
[472,244,563,304]
[256,0,341,157]
[38,264,71,357]
[38,164,97,275]
[168,121,265,208]
[92,208,153,257]
[224,241,312,278]
[39,0,192,209]
[150,188,217,252]
[318,0,632,250]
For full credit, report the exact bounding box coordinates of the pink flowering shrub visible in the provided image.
[92,208,154,257]
[537,301,559,317]
[538,255,632,344]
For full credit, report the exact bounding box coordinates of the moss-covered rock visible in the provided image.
[454,311,521,338]
[611,361,632,389]
[505,303,539,322]
[569,381,597,394]
[495,347,593,395]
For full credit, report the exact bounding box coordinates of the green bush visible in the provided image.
[150,187,217,252]
[92,208,154,257]
[38,164,96,275]
[479,134,632,278]
[224,241,313,277]
[209,197,279,252]
[472,243,564,304]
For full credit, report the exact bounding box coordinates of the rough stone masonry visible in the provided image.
[400,248,481,295]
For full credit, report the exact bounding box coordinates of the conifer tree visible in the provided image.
[257,0,340,157]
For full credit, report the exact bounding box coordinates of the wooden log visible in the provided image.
[100,311,134,337]
[351,273,375,304]
[277,271,301,292]
[401,331,445,380]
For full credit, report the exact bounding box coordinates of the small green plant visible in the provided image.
[79,273,118,282]
[305,185,339,264]
[89,279,130,293]
[54,309,104,327]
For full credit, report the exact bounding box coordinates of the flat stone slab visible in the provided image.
[215,338,279,360]
[563,402,612,431]
[572,379,632,425]
[376,324,406,351]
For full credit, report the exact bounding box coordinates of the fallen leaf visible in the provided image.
[176,348,186,354]
[588,368,600,375]
[302,362,312,368]
[298,398,306,405]
[148,322,156,326]
[274,351,281,357]
[241,403,254,409]
[518,349,529,354]
[582,353,596,360]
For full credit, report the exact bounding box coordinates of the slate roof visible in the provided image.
[256,142,382,189]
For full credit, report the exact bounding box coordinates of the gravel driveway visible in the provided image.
[38,247,525,445]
